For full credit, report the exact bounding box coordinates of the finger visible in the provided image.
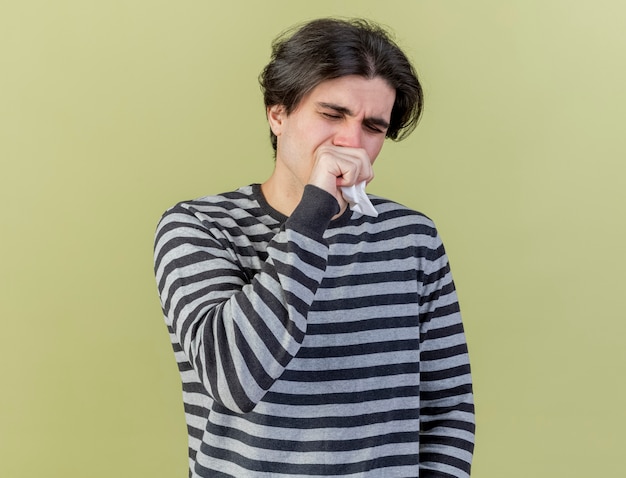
[309,146,373,198]
[336,150,373,186]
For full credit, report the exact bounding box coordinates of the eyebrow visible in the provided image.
[317,102,390,130]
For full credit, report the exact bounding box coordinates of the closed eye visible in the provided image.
[364,122,387,134]
[321,111,342,120]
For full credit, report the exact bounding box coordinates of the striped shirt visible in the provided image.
[153,184,475,477]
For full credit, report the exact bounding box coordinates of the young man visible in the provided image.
[154,18,475,477]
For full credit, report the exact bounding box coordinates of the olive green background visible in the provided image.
[2,1,625,476]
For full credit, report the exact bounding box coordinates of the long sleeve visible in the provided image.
[418,233,475,477]
[153,186,339,414]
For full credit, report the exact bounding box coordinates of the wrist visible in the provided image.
[287,185,340,236]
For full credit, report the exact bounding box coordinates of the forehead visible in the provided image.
[304,75,396,115]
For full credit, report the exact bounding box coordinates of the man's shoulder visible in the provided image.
[368,194,435,228]
[178,184,255,210]
[160,185,256,217]
[157,184,285,238]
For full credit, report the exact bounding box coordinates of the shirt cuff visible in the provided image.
[286,185,340,239]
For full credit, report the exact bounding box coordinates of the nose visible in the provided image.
[332,122,362,149]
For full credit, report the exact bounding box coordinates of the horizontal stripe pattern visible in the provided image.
[154,184,474,477]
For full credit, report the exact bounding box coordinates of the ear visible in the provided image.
[267,105,286,137]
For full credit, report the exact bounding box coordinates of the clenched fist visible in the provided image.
[308,145,374,210]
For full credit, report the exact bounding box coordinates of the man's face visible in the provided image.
[267,75,396,190]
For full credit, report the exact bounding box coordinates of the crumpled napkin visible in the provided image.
[340,181,378,217]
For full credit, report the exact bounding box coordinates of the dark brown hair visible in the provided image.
[259,18,424,151]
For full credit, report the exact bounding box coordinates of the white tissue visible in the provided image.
[340,181,378,217]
